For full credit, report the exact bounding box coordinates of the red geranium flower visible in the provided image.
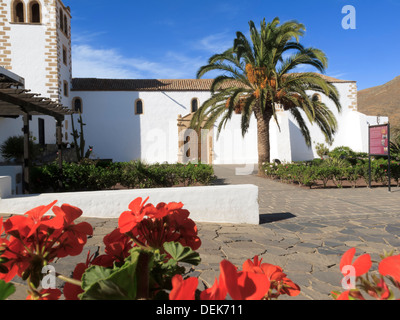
[0,237,31,282]
[379,254,400,284]
[3,200,60,238]
[242,256,300,298]
[27,288,62,300]
[51,204,93,258]
[169,274,198,300]
[219,259,270,300]
[200,276,227,300]
[118,197,154,233]
[340,248,372,277]
[92,228,133,268]
[118,197,201,252]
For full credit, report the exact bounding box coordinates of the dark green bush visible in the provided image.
[261,157,400,189]
[30,160,215,193]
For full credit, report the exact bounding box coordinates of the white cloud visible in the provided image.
[194,32,233,54]
[71,44,205,79]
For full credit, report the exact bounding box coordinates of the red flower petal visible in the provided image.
[200,277,227,300]
[169,275,198,300]
[340,248,356,273]
[352,254,372,277]
[220,259,270,300]
[340,248,371,277]
[59,204,83,224]
[379,255,400,283]
[236,271,270,300]
[118,210,138,233]
[220,260,241,300]
[128,197,149,213]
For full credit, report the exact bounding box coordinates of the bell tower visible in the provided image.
[0,0,72,108]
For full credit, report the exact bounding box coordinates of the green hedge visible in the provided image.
[263,158,400,188]
[30,160,215,193]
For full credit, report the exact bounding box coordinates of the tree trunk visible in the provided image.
[256,110,272,176]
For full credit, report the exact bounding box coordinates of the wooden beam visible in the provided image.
[0,91,66,121]
[56,119,63,190]
[23,113,30,194]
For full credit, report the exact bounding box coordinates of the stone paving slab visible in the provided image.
[1,164,400,300]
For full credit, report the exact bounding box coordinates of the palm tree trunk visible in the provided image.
[256,109,273,176]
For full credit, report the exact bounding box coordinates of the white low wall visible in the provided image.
[0,176,11,199]
[0,184,260,225]
[0,166,23,195]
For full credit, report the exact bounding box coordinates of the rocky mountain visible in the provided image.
[357,76,400,131]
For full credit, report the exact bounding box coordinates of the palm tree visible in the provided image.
[190,18,341,173]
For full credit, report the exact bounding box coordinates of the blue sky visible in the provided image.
[64,0,400,90]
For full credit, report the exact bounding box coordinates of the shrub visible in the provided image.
[328,146,355,159]
[30,161,215,193]
[314,142,329,158]
[262,157,400,189]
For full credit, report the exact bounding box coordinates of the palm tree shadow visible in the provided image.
[260,212,296,224]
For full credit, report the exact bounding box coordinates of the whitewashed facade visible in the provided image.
[0,0,72,158]
[72,79,387,165]
[0,0,388,167]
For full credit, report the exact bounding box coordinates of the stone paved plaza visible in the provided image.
[2,164,400,300]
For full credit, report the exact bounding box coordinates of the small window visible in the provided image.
[185,136,191,158]
[29,1,41,23]
[59,9,64,30]
[191,98,198,113]
[312,93,322,102]
[135,99,143,115]
[13,1,25,23]
[73,97,82,113]
[62,46,67,65]
[63,81,69,97]
[64,15,68,36]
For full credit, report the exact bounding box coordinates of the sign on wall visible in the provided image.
[368,123,391,192]
[369,124,389,156]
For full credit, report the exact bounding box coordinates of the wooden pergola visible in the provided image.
[0,73,74,194]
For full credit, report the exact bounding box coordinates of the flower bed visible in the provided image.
[263,157,400,189]
[0,197,399,300]
[30,160,215,193]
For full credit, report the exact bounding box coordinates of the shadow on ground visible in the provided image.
[259,212,297,224]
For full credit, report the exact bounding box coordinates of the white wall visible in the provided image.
[73,81,388,165]
[0,184,260,224]
[0,176,12,199]
[0,166,22,195]
[269,82,389,162]
[74,89,262,164]
[212,113,258,165]
[70,91,141,162]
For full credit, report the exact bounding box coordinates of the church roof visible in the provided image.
[72,74,355,92]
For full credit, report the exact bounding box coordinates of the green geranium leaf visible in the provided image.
[163,242,201,266]
[79,250,140,300]
[80,265,114,292]
[0,280,16,300]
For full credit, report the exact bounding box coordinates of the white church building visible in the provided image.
[0,0,388,171]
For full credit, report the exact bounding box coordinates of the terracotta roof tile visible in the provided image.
[71,74,355,92]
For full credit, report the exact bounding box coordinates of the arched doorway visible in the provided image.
[177,113,213,164]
